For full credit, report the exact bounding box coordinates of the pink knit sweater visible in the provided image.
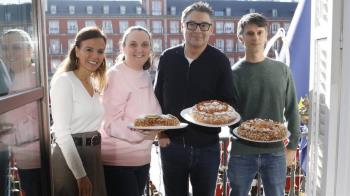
[100,63,161,166]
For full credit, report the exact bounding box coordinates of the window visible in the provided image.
[226,39,234,52]
[5,13,11,21]
[226,8,231,16]
[273,40,280,51]
[152,0,161,16]
[237,41,245,52]
[135,20,146,28]
[136,7,142,15]
[102,20,113,34]
[284,23,290,32]
[50,5,57,14]
[67,20,78,34]
[214,11,224,17]
[119,21,129,33]
[103,5,109,14]
[86,5,93,15]
[224,22,234,34]
[169,39,180,48]
[152,21,162,34]
[68,39,75,50]
[229,57,235,66]
[69,5,75,15]
[50,39,60,54]
[215,39,224,52]
[170,6,176,16]
[216,21,224,34]
[106,39,113,53]
[170,21,179,34]
[249,8,255,13]
[85,20,96,27]
[120,6,126,15]
[48,20,59,34]
[272,9,278,17]
[152,39,162,52]
[51,59,62,74]
[271,22,280,34]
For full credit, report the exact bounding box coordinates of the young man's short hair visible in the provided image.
[237,13,268,36]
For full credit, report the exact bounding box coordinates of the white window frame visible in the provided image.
[50,5,57,14]
[225,39,234,52]
[170,21,179,34]
[152,0,161,16]
[106,39,113,54]
[48,20,59,34]
[216,21,224,34]
[135,20,146,28]
[85,20,96,27]
[226,8,231,16]
[136,6,142,15]
[103,5,109,15]
[171,6,176,16]
[102,20,113,34]
[169,39,180,48]
[119,21,129,34]
[271,22,280,34]
[224,22,234,34]
[68,39,75,50]
[86,5,93,15]
[215,39,224,52]
[120,6,126,15]
[50,39,60,54]
[152,21,162,34]
[69,5,75,15]
[152,39,162,52]
[67,20,78,34]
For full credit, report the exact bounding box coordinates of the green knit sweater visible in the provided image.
[230,57,300,155]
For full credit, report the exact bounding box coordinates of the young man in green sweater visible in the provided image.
[227,13,300,196]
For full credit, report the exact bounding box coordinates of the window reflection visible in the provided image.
[0,102,42,196]
[0,29,38,95]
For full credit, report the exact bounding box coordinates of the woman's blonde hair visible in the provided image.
[116,26,153,70]
[52,26,107,92]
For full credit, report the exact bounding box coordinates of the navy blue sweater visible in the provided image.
[154,44,234,147]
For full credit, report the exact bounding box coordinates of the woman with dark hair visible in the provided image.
[50,26,107,196]
[100,26,161,196]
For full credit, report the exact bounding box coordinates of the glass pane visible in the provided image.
[0,102,42,196]
[0,1,39,97]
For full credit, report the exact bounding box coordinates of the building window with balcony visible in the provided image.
[119,21,129,33]
[49,20,59,34]
[136,6,142,15]
[69,5,75,15]
[271,22,280,34]
[50,39,61,54]
[216,21,224,34]
[215,39,224,52]
[102,20,113,34]
[170,21,179,34]
[50,5,57,14]
[68,39,75,50]
[85,20,96,27]
[224,22,234,34]
[284,22,290,32]
[152,0,161,16]
[86,5,93,15]
[170,6,176,16]
[120,6,126,15]
[152,21,162,34]
[226,39,233,52]
[226,7,231,16]
[152,39,162,52]
[67,20,78,34]
[103,5,109,15]
[51,59,62,74]
[170,39,180,48]
[135,20,146,28]
[272,9,278,17]
[106,39,113,54]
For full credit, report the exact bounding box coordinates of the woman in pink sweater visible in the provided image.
[100,26,161,196]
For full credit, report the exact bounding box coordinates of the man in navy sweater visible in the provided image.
[154,2,234,196]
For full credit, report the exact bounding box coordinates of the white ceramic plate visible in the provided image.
[180,107,241,128]
[127,122,188,131]
[232,127,291,143]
